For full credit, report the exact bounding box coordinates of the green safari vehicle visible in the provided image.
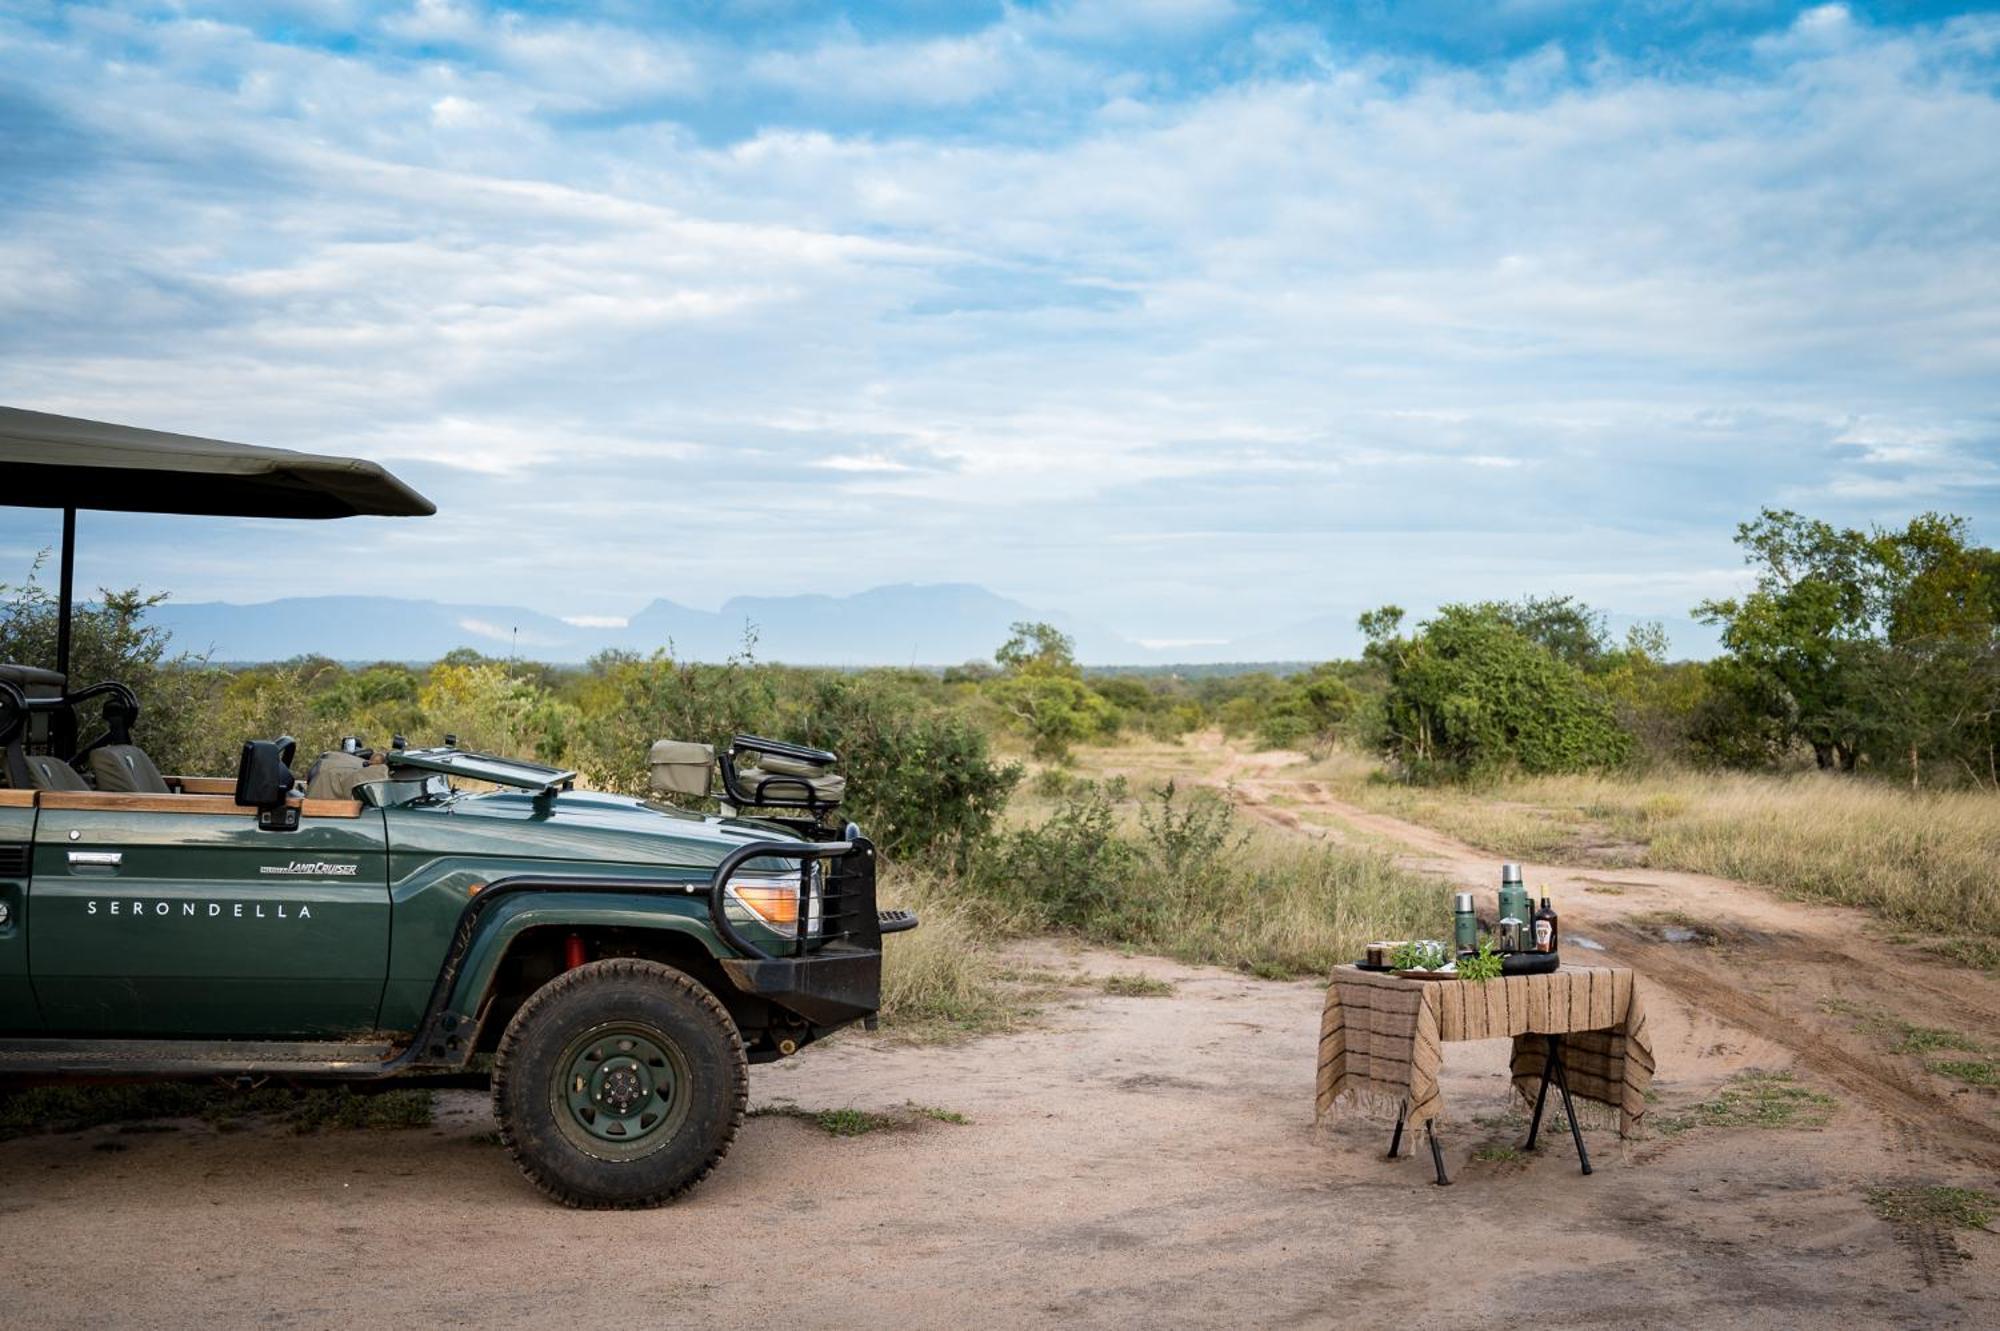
[0,408,917,1207]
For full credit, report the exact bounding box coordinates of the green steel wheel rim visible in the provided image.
[552,1022,694,1161]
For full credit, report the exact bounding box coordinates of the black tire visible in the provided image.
[492,958,747,1209]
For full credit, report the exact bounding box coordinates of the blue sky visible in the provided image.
[3,1,1997,658]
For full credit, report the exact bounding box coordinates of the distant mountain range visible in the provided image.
[150,584,1163,667]
[144,584,1715,668]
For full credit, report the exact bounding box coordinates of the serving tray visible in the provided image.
[1352,951,1561,977]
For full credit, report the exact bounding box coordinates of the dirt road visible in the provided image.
[3,750,1997,1328]
[1212,746,2000,1175]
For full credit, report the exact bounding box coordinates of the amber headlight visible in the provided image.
[723,864,822,937]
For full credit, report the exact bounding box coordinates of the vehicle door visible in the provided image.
[28,788,391,1037]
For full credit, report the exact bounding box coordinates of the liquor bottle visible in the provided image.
[1534,896,1559,953]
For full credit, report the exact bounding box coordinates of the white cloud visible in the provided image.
[0,3,1994,648]
[455,617,562,646]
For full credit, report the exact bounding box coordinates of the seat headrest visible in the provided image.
[86,744,169,795]
[23,753,88,792]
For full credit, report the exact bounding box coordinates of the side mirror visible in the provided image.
[235,737,299,830]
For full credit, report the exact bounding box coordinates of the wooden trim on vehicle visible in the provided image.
[301,799,365,819]
[40,792,247,814]
[0,789,35,808]
[33,791,364,819]
[167,776,237,795]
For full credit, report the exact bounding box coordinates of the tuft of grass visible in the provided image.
[1927,938,2000,972]
[1894,1026,1984,1054]
[750,1104,900,1136]
[907,1103,971,1125]
[1866,1186,1998,1231]
[1660,1072,1835,1134]
[1818,1001,1986,1061]
[1102,973,1176,997]
[1930,1059,2000,1087]
[1472,1144,1524,1163]
[812,1108,898,1137]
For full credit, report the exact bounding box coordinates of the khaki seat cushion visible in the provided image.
[305,751,389,801]
[22,753,88,792]
[648,740,715,797]
[734,765,845,802]
[750,752,834,779]
[87,744,170,794]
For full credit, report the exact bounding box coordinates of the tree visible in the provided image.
[1696,510,1878,770]
[1484,594,1611,671]
[1358,605,1405,648]
[1251,664,1360,752]
[1698,508,2000,784]
[988,621,1111,760]
[1372,603,1630,780]
[995,621,1077,674]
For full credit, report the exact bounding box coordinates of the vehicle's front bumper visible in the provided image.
[719,942,886,1027]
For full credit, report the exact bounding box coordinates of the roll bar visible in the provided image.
[0,676,139,759]
[706,839,856,962]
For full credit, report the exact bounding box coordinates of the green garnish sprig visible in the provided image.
[1456,939,1502,983]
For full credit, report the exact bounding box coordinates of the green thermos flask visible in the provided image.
[1498,863,1530,951]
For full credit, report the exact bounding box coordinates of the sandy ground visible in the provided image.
[3,748,1998,1328]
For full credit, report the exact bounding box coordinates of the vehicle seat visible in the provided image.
[19,752,89,792]
[304,750,389,800]
[84,744,170,794]
[0,664,66,789]
[732,753,847,803]
[66,688,171,794]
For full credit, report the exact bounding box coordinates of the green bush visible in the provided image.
[1373,603,1631,781]
[967,783,1442,976]
[793,673,1020,867]
[976,785,1137,929]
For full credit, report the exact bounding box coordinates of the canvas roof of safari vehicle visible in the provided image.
[0,406,434,517]
[0,405,434,684]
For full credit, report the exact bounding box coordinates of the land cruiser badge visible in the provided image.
[259,860,359,877]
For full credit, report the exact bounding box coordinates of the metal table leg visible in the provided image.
[1523,1034,1592,1175]
[1387,1103,1406,1159]
[1426,1120,1451,1186]
[1524,1034,1557,1151]
[1554,1051,1594,1176]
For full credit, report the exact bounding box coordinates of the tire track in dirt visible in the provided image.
[1201,743,2000,1173]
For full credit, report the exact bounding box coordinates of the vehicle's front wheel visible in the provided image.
[492,958,746,1208]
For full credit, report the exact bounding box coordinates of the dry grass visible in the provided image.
[1320,758,2000,942]
[1189,826,1447,977]
[1026,740,1453,976]
[875,866,1026,1038]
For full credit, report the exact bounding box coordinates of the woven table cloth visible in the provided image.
[1315,964,1655,1140]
